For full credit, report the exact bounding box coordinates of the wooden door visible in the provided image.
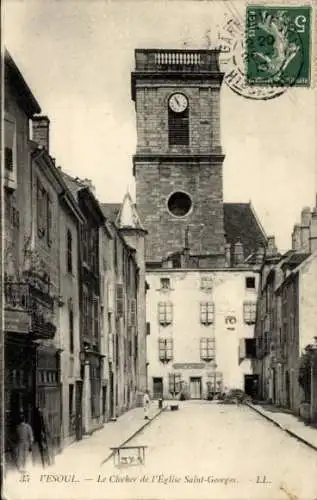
[190,377,201,399]
[153,378,163,399]
[75,381,83,440]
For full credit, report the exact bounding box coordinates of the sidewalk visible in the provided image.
[247,401,317,451]
[51,401,163,472]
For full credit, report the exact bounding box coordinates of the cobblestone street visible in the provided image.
[5,401,317,500]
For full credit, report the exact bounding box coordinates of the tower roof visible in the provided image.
[101,193,145,231]
[116,192,145,230]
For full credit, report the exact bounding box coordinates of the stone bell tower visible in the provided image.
[131,49,226,267]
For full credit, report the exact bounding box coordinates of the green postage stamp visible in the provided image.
[246,5,311,86]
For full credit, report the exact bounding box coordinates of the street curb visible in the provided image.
[100,407,165,465]
[246,402,317,452]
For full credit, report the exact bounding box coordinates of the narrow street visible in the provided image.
[5,401,317,500]
[100,401,317,500]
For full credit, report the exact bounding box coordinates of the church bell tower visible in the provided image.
[131,49,226,267]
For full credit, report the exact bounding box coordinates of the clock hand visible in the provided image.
[175,97,180,106]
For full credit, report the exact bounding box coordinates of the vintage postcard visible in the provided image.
[2,0,317,499]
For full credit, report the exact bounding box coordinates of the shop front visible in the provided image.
[36,345,62,454]
[4,280,59,468]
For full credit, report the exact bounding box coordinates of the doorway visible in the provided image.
[109,370,114,418]
[189,377,201,399]
[75,381,83,441]
[244,374,259,398]
[285,371,290,408]
[102,385,107,422]
[152,377,163,399]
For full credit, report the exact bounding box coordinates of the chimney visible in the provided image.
[255,246,265,264]
[309,208,317,253]
[32,116,50,152]
[266,235,278,257]
[234,241,244,265]
[300,207,311,253]
[225,242,231,267]
[292,224,301,251]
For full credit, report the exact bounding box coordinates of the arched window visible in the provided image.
[168,106,189,146]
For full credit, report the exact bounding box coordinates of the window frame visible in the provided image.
[200,337,215,361]
[245,276,256,289]
[93,295,99,343]
[116,284,124,318]
[4,114,16,174]
[67,229,73,273]
[243,301,257,324]
[160,277,171,290]
[158,301,173,326]
[68,298,74,353]
[200,275,213,291]
[168,372,181,395]
[200,301,214,325]
[158,337,173,362]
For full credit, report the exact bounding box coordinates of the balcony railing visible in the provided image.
[5,282,56,340]
[134,49,221,73]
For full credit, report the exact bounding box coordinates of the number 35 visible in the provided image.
[295,15,307,33]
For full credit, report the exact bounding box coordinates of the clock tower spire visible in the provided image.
[131,49,226,268]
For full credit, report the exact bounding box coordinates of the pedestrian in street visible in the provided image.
[33,407,50,468]
[16,413,34,472]
[143,390,150,420]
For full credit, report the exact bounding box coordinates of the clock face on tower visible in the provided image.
[168,93,188,113]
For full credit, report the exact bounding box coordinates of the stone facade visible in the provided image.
[132,49,225,264]
[255,201,317,422]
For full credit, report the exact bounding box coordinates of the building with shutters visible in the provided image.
[4,50,86,466]
[254,202,317,421]
[101,193,147,416]
[130,48,268,399]
[61,173,105,435]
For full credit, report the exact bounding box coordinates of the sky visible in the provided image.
[4,0,317,252]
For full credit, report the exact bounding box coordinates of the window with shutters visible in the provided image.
[93,295,99,342]
[47,193,52,247]
[200,337,215,361]
[130,298,136,327]
[37,178,47,238]
[200,275,213,291]
[200,302,214,325]
[69,299,74,353]
[82,286,89,338]
[91,227,98,274]
[239,338,257,361]
[158,338,173,362]
[158,301,173,325]
[5,117,15,171]
[82,225,89,264]
[168,372,181,395]
[4,115,17,189]
[243,301,257,324]
[168,107,189,146]
[67,229,73,273]
[36,178,52,246]
[116,284,124,317]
